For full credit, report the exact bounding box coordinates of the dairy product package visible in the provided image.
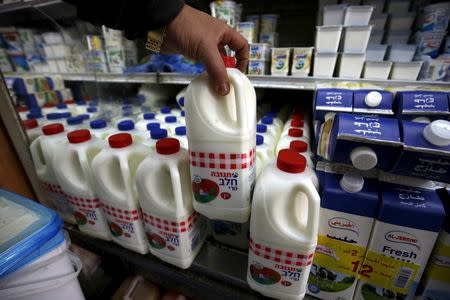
[105,45,125,73]
[260,14,278,34]
[210,0,237,28]
[271,48,291,76]
[394,91,450,122]
[249,43,270,61]
[259,32,278,47]
[307,170,379,300]
[247,60,269,75]
[317,113,402,171]
[291,47,313,77]
[236,22,255,43]
[353,177,445,300]
[391,120,450,184]
[353,90,394,116]
[246,15,260,37]
[415,188,450,300]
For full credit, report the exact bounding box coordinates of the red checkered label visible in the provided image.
[39,181,73,215]
[67,195,101,209]
[189,149,256,170]
[249,238,314,267]
[40,181,64,194]
[142,211,200,233]
[66,194,109,231]
[101,203,142,221]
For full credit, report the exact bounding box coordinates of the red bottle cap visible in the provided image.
[43,103,56,108]
[16,106,28,112]
[23,119,38,130]
[109,133,132,148]
[291,120,304,127]
[289,140,308,153]
[288,128,303,137]
[68,129,91,144]
[42,123,64,135]
[223,56,236,68]
[277,149,306,173]
[156,138,180,155]
[64,99,75,104]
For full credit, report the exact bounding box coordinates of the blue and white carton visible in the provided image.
[353,176,445,300]
[307,167,379,300]
[392,120,450,184]
[353,90,394,116]
[317,113,402,171]
[394,91,449,122]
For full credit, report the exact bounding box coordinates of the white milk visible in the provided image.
[247,149,320,300]
[281,119,311,139]
[23,119,41,143]
[276,128,310,155]
[263,113,284,130]
[142,128,168,149]
[92,133,151,254]
[185,62,256,223]
[174,126,188,149]
[53,129,110,240]
[163,116,183,135]
[256,124,276,147]
[136,138,206,269]
[260,116,282,140]
[29,123,75,223]
[65,116,87,132]
[135,112,156,131]
[89,119,116,140]
[354,176,446,300]
[256,134,275,178]
[112,120,147,143]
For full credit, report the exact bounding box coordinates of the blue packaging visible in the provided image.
[314,89,354,122]
[394,91,449,121]
[353,90,394,116]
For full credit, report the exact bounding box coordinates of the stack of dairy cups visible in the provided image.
[247,43,270,76]
[102,26,126,73]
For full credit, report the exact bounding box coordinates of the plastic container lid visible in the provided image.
[223,56,236,68]
[146,122,161,131]
[66,116,83,125]
[68,129,91,144]
[0,189,62,278]
[42,123,64,135]
[46,112,61,120]
[87,107,98,113]
[143,112,155,120]
[175,126,186,136]
[23,119,38,130]
[181,111,185,117]
[90,119,107,129]
[277,149,306,173]
[165,116,177,123]
[256,134,264,145]
[118,120,135,131]
[289,140,308,152]
[340,173,364,193]
[151,128,168,139]
[365,91,382,107]
[350,146,377,170]
[56,103,67,109]
[156,138,180,155]
[78,114,90,120]
[261,116,273,125]
[27,112,43,119]
[423,120,450,147]
[109,133,133,148]
[257,124,267,133]
[288,128,304,137]
[160,107,171,114]
[291,120,304,127]
[60,112,72,118]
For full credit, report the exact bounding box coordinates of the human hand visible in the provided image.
[161,5,249,96]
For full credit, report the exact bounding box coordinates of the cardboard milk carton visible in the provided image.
[353,89,394,116]
[394,91,449,122]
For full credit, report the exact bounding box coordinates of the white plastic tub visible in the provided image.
[313,52,338,77]
[390,61,423,80]
[344,5,374,26]
[388,13,415,31]
[385,30,410,44]
[369,30,384,44]
[387,44,416,62]
[323,4,347,25]
[366,44,388,61]
[337,53,366,78]
[248,60,269,75]
[386,0,410,13]
[342,25,372,53]
[370,13,388,30]
[362,61,393,79]
[315,25,343,52]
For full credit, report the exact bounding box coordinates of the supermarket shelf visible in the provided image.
[0,0,61,14]
[4,71,450,90]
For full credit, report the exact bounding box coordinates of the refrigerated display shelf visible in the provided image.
[5,72,450,91]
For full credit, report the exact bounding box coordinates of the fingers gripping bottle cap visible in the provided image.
[256,134,264,146]
[156,138,180,155]
[365,91,382,107]
[222,56,236,68]
[109,133,133,148]
[340,173,364,193]
[277,149,306,173]
[350,146,377,170]
[68,129,91,144]
[423,120,450,147]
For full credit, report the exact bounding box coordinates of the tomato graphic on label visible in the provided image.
[221,192,231,200]
[250,263,281,285]
[192,176,219,203]
[74,211,87,225]
[109,222,123,237]
[149,233,166,249]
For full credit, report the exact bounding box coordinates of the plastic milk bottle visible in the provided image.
[29,123,75,223]
[256,134,274,178]
[174,126,188,149]
[53,129,111,240]
[185,56,256,223]
[89,119,116,140]
[92,133,151,254]
[135,113,156,131]
[257,124,276,147]
[247,149,320,300]
[276,128,310,155]
[23,119,41,143]
[136,138,206,269]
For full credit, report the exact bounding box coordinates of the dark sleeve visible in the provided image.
[64,0,185,39]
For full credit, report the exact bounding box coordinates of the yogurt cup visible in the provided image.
[315,25,343,52]
[246,15,260,36]
[248,60,269,76]
[236,22,255,43]
[387,12,415,31]
[249,43,270,61]
[366,44,388,61]
[271,48,291,76]
[387,44,416,62]
[323,4,347,25]
[362,61,393,79]
[259,32,278,47]
[385,30,411,44]
[390,61,423,80]
[260,14,278,34]
[313,52,338,77]
[337,53,365,78]
[342,25,372,53]
[343,5,374,26]
[291,47,313,77]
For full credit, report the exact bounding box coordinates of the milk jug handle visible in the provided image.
[294,182,320,242]
[168,163,185,215]
[30,138,46,172]
[228,70,247,129]
[119,156,135,202]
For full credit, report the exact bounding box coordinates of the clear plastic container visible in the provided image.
[362,61,393,79]
[313,52,338,77]
[315,26,343,52]
[342,25,372,53]
[337,53,365,78]
[343,5,374,26]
